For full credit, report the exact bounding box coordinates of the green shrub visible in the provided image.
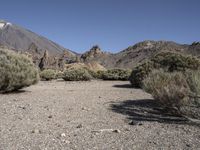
[143,69,200,118]
[143,70,190,111]
[0,49,39,93]
[130,61,156,87]
[56,71,64,79]
[40,69,56,81]
[130,52,200,87]
[185,70,200,106]
[96,70,106,79]
[83,68,100,79]
[151,52,200,72]
[62,68,92,81]
[102,69,131,80]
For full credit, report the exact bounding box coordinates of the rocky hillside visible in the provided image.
[0,20,199,70]
[81,41,200,69]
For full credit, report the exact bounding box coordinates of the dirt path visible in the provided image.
[0,80,199,150]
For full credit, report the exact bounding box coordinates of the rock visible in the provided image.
[48,115,53,119]
[113,129,121,133]
[39,50,49,70]
[129,121,137,125]
[186,144,191,147]
[138,123,143,126]
[61,133,66,137]
[32,129,41,134]
[77,124,83,128]
[82,107,90,111]
[64,140,71,144]
[92,129,121,134]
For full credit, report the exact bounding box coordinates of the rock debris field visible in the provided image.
[0,81,199,150]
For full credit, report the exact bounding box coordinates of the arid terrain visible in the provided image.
[0,81,199,150]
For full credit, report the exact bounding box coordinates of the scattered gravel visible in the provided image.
[0,80,199,150]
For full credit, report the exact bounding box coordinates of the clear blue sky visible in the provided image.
[0,0,200,53]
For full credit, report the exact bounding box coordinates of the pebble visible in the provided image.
[77,124,83,128]
[113,129,121,133]
[48,115,53,119]
[186,144,191,147]
[32,129,41,134]
[64,140,71,144]
[129,121,137,125]
[61,133,66,137]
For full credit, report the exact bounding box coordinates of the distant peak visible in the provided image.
[0,20,12,29]
[90,45,101,52]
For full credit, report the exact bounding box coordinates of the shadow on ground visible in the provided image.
[113,84,133,89]
[110,99,193,125]
[1,90,29,95]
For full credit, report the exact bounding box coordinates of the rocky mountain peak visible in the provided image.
[0,20,12,29]
[81,45,104,61]
[90,45,102,54]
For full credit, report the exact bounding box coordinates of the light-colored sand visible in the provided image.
[0,80,199,150]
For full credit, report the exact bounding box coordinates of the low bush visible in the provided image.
[40,69,56,81]
[0,49,39,93]
[102,69,131,80]
[62,68,92,81]
[129,61,156,87]
[130,52,200,87]
[143,69,200,118]
[56,71,64,79]
[185,70,200,107]
[143,70,190,111]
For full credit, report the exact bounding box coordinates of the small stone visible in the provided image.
[138,123,143,126]
[61,133,66,137]
[186,144,191,147]
[77,124,83,128]
[48,115,53,119]
[129,121,137,125]
[82,107,90,111]
[82,107,87,110]
[64,140,71,144]
[99,96,101,98]
[113,129,121,133]
[32,129,41,134]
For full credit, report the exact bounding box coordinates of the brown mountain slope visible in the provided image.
[81,41,200,69]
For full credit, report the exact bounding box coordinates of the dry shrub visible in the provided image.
[143,69,200,118]
[40,69,56,81]
[143,70,190,112]
[130,52,200,87]
[0,49,39,93]
[102,69,131,80]
[62,67,92,81]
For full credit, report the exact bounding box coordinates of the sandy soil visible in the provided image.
[0,80,199,150]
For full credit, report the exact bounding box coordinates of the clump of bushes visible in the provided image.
[143,70,190,111]
[40,69,56,81]
[129,61,155,87]
[130,52,200,87]
[185,70,200,107]
[62,68,92,81]
[143,69,200,118]
[0,49,39,93]
[56,71,64,79]
[102,69,131,80]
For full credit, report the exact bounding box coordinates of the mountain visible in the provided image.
[0,20,199,70]
[0,20,76,56]
[81,41,200,69]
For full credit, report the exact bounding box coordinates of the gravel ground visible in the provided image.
[0,80,199,150]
